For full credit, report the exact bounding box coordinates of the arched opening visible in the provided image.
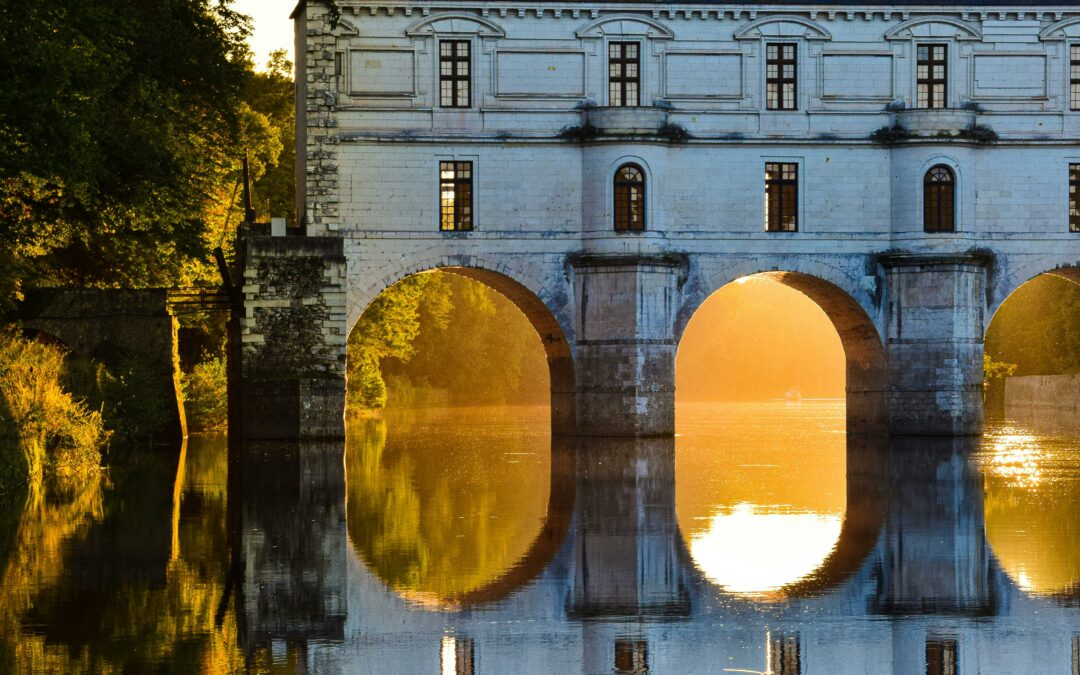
[673,271,887,599]
[343,267,575,608]
[982,268,1080,599]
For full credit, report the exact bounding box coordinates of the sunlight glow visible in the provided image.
[986,432,1044,489]
[688,503,843,596]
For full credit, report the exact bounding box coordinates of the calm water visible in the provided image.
[2,402,1079,673]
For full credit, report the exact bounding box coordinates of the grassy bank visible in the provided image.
[0,330,108,497]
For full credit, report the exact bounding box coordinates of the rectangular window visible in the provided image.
[440,636,474,675]
[766,43,798,111]
[765,162,798,232]
[769,634,801,675]
[614,640,648,675]
[439,40,471,108]
[609,42,640,107]
[334,52,345,92]
[1071,46,1080,111]
[917,44,947,109]
[926,638,958,675]
[1071,163,1080,232]
[440,161,473,231]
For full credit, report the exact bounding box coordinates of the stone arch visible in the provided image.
[733,15,832,42]
[1038,16,1080,41]
[676,261,887,435]
[575,15,675,40]
[349,255,576,434]
[884,17,982,42]
[988,257,1080,322]
[404,13,506,38]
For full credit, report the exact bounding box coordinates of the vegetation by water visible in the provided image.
[182,358,229,433]
[0,330,107,498]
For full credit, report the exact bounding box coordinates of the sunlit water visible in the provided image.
[1,402,1079,673]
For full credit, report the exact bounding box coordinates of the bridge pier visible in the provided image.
[571,255,684,437]
[883,254,988,435]
[233,235,347,439]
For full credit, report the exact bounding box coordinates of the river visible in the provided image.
[1,401,1078,673]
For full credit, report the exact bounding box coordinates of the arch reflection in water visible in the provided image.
[345,407,572,608]
[675,401,877,599]
[227,406,1080,673]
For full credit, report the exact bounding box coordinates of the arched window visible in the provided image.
[924,165,955,233]
[614,164,645,231]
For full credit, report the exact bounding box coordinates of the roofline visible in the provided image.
[290,0,305,20]
[330,1,1079,7]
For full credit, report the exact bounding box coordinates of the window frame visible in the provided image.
[764,161,799,232]
[923,164,956,233]
[439,160,474,232]
[1071,45,1080,112]
[1070,162,1080,232]
[916,43,948,110]
[613,163,646,232]
[608,41,641,108]
[439,39,472,109]
[765,42,799,111]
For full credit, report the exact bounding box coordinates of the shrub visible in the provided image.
[181,358,228,433]
[657,122,692,143]
[870,124,915,145]
[959,124,998,144]
[558,120,600,143]
[0,329,107,495]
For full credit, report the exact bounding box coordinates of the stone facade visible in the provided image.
[288,0,1080,436]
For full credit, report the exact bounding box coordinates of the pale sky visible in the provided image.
[233,0,297,70]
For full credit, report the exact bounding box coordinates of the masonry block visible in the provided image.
[883,253,988,435]
[235,236,347,440]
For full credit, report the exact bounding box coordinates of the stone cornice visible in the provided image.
[331,3,1078,22]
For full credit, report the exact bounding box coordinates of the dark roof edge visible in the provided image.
[290,0,306,20]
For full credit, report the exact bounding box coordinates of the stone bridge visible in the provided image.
[236,232,1080,439]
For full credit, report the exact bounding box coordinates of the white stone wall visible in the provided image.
[297,3,1080,317]
[293,3,1080,433]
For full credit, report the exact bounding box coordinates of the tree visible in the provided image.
[0,0,253,307]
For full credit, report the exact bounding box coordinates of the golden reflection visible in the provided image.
[689,504,843,595]
[982,424,1080,596]
[346,408,552,606]
[675,402,847,598]
[984,431,1044,489]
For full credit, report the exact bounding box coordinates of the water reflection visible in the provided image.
[676,402,849,597]
[345,408,565,607]
[2,404,1080,673]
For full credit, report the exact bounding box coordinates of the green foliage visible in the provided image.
[63,352,173,446]
[983,353,1018,383]
[986,275,1080,376]
[346,274,452,410]
[0,330,107,496]
[0,0,300,307]
[181,359,228,433]
[347,272,550,412]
